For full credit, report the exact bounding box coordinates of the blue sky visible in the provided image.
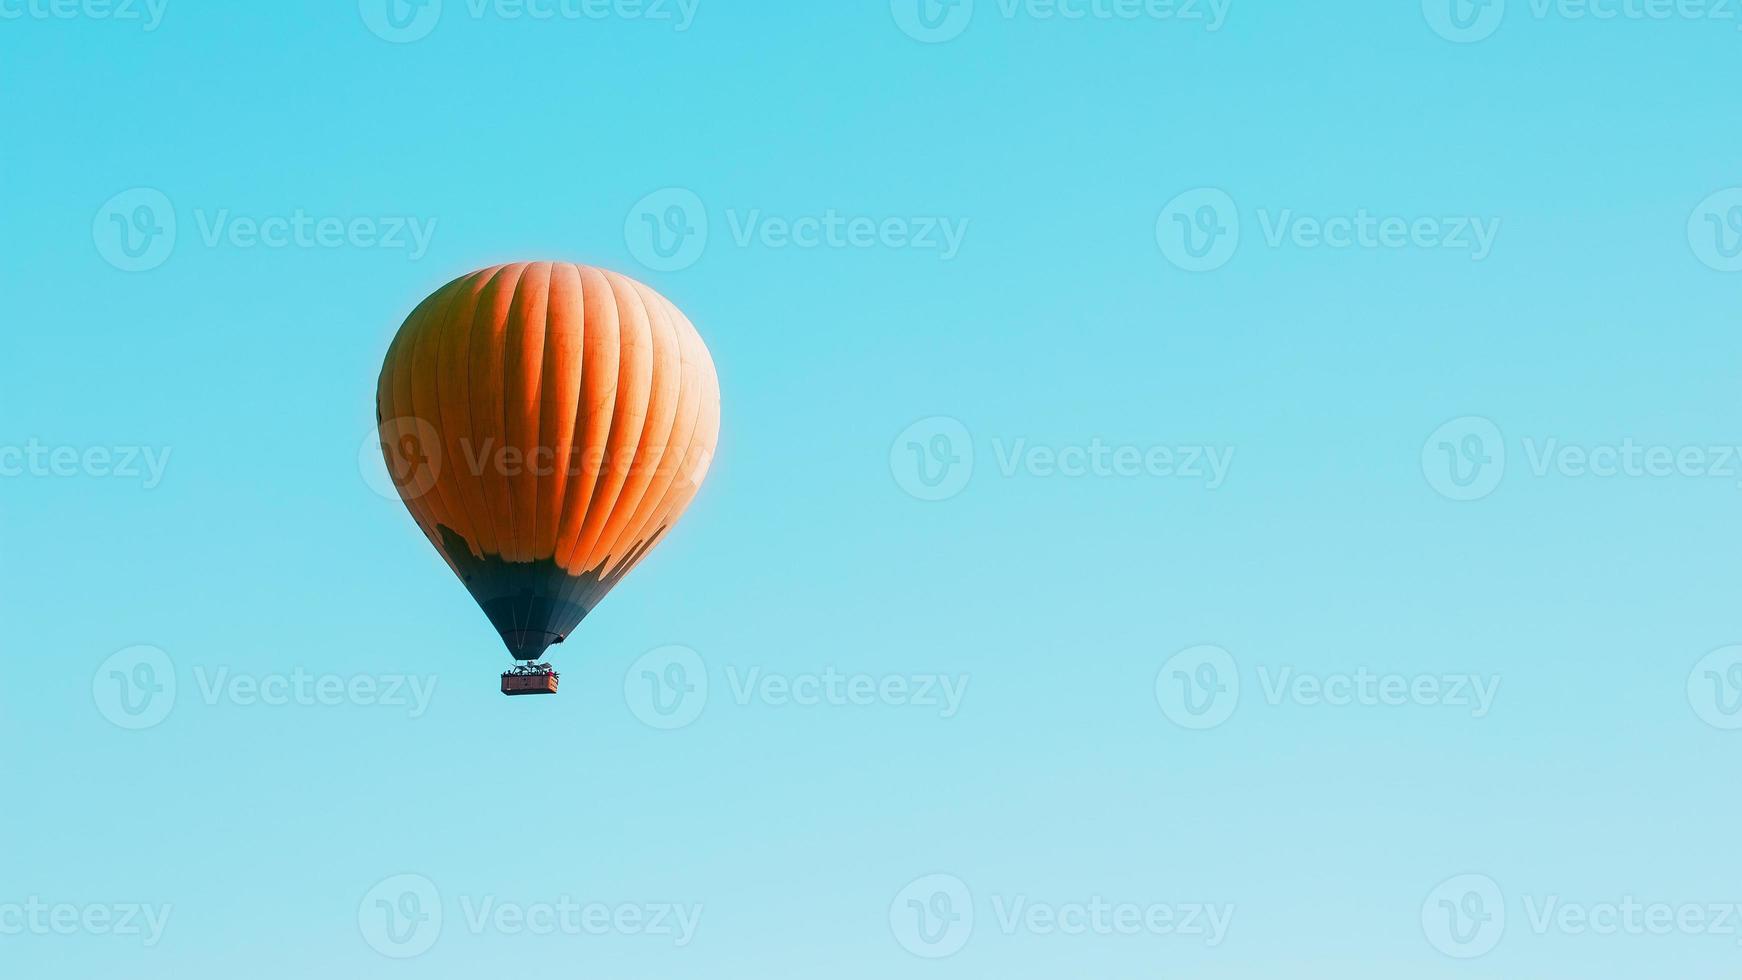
[3,2,1742,977]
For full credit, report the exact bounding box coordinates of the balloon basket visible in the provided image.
[502,666,559,697]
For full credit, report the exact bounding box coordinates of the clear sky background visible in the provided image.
[3,2,1742,977]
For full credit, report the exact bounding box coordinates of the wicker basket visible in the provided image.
[501,672,559,697]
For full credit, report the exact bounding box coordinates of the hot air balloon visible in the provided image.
[375,262,720,696]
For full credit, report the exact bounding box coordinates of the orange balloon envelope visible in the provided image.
[376,262,720,679]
